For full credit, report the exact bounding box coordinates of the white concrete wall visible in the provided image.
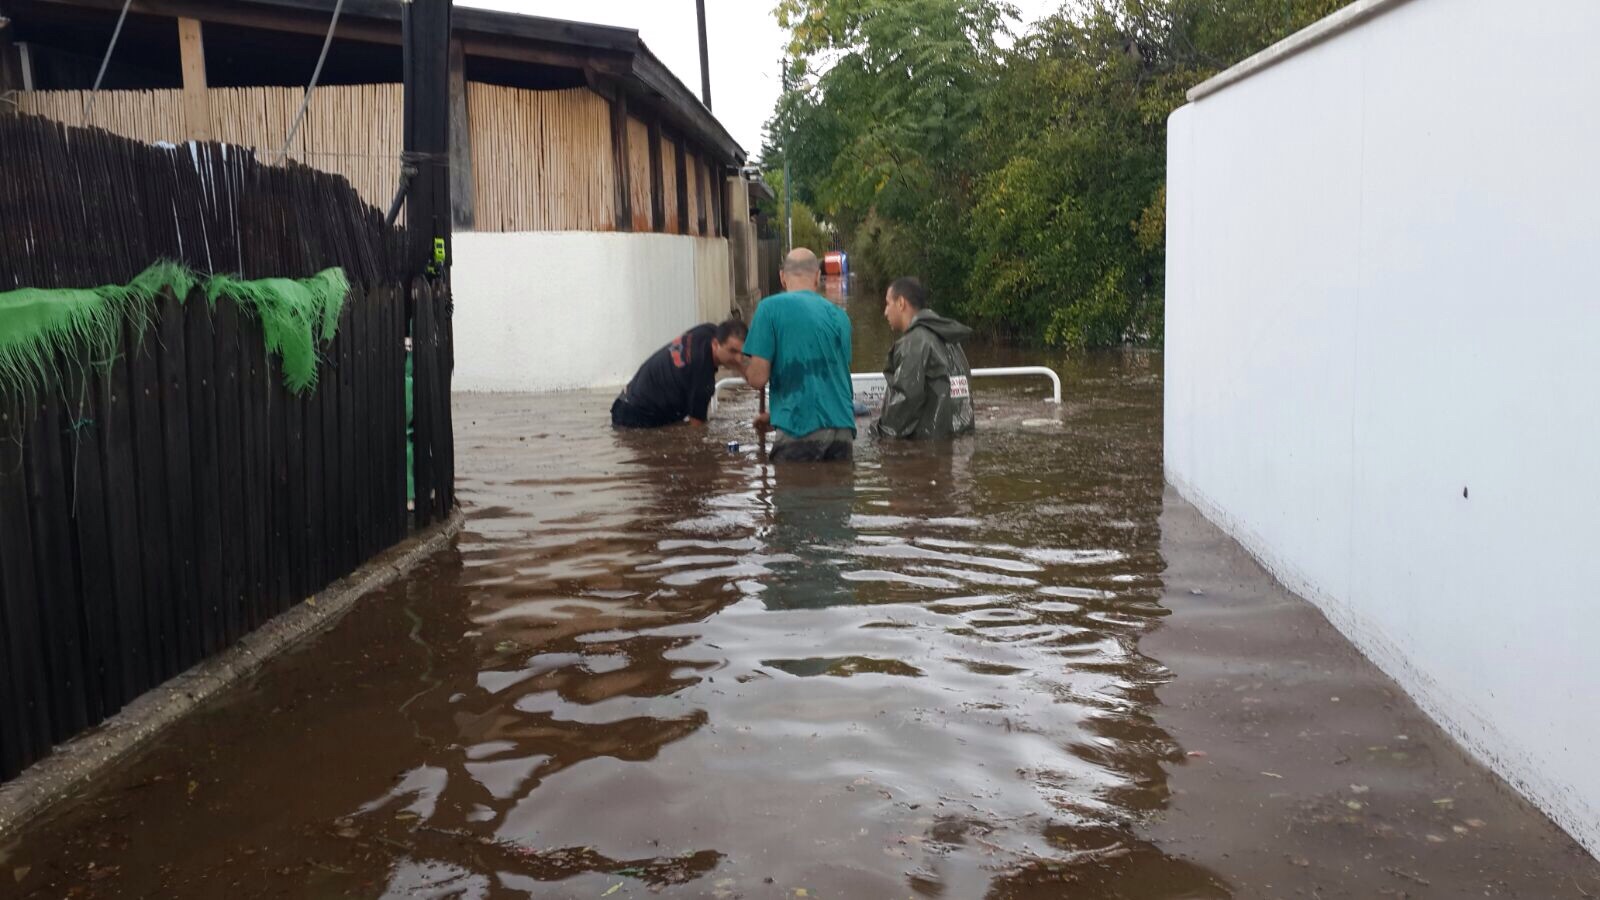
[1165,0,1600,856]
[452,232,733,392]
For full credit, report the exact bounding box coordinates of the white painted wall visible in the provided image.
[1165,0,1600,856]
[452,232,733,392]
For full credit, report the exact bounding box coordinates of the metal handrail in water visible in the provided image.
[710,365,1062,417]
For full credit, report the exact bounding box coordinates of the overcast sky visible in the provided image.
[457,0,1067,162]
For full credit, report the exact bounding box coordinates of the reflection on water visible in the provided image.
[0,280,1211,898]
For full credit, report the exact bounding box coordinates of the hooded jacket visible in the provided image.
[872,308,976,440]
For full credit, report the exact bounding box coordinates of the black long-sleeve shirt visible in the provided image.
[620,324,718,426]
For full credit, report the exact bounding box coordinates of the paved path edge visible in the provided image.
[0,507,467,843]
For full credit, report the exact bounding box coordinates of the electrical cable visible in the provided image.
[275,0,347,163]
[83,0,134,119]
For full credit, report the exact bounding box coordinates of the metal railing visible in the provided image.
[711,365,1062,417]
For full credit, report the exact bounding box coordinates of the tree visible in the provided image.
[768,0,1355,348]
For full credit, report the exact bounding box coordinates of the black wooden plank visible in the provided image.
[213,299,248,646]
[389,289,408,542]
[127,316,176,682]
[157,291,201,672]
[319,302,343,582]
[303,328,327,593]
[284,367,308,606]
[267,351,292,617]
[375,287,397,546]
[99,331,149,703]
[346,295,368,557]
[184,291,226,658]
[370,289,390,548]
[410,279,436,529]
[438,284,455,515]
[24,386,89,742]
[240,311,272,630]
[0,391,52,767]
[337,304,357,575]
[92,350,144,707]
[59,365,118,725]
[0,526,23,778]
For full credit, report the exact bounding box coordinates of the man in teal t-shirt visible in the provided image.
[742,248,856,462]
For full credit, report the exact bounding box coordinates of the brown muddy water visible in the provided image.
[3,280,1597,899]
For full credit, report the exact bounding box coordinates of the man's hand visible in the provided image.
[753,412,771,434]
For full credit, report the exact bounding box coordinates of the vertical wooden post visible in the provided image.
[695,153,708,236]
[405,0,452,278]
[674,134,688,235]
[0,7,23,102]
[607,87,631,232]
[0,2,24,100]
[177,18,212,141]
[647,118,665,232]
[447,37,474,230]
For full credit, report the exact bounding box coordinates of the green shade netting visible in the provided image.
[207,268,347,393]
[0,263,348,398]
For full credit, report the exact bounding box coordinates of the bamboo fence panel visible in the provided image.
[659,132,680,235]
[626,116,653,232]
[17,89,184,144]
[22,84,713,236]
[468,83,617,233]
[16,86,403,212]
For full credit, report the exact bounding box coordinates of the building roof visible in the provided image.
[6,0,745,163]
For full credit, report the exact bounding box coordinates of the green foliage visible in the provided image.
[757,168,835,259]
[0,263,348,399]
[768,0,1353,349]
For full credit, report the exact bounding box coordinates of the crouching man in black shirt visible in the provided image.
[611,319,748,428]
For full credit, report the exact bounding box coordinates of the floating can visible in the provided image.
[725,441,741,454]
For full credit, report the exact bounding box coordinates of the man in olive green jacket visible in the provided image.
[871,277,976,440]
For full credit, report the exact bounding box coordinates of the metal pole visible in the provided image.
[781,58,792,252]
[695,0,711,110]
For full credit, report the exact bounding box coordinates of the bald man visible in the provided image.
[741,249,856,462]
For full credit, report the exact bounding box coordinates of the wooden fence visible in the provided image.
[0,116,454,781]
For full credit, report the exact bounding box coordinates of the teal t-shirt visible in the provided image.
[743,290,856,438]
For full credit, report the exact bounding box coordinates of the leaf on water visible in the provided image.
[1260,772,1282,779]
[1350,784,1370,794]
[1345,800,1363,811]
[13,866,30,884]
[1426,834,1447,843]
[601,882,623,897]
[1465,818,1487,828]
[1432,798,1454,807]
[187,780,199,797]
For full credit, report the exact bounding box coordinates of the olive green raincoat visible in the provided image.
[872,309,976,440]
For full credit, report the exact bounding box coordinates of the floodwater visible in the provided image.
[3,279,1596,898]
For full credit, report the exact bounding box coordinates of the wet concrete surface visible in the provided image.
[1,281,1596,898]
